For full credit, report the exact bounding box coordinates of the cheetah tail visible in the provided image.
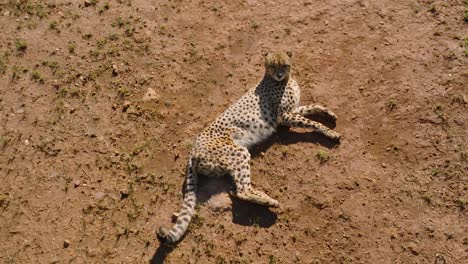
[157,158,198,244]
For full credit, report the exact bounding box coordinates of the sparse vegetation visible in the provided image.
[422,193,433,204]
[316,150,329,163]
[112,17,127,28]
[83,33,93,40]
[68,41,77,54]
[190,213,205,230]
[251,21,261,30]
[0,1,466,263]
[99,2,110,14]
[386,99,397,112]
[31,70,44,83]
[15,39,27,52]
[280,146,289,158]
[455,198,466,211]
[118,87,130,98]
[434,104,444,117]
[9,0,48,18]
[48,20,59,32]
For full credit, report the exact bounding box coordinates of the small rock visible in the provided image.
[381,162,387,168]
[3,11,10,16]
[73,180,81,188]
[408,243,419,255]
[122,101,131,112]
[142,88,160,101]
[63,240,70,248]
[85,127,97,138]
[120,190,129,200]
[84,0,92,7]
[24,139,29,146]
[112,64,118,76]
[435,254,446,264]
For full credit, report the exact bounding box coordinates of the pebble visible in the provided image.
[381,162,387,168]
[112,64,118,76]
[24,139,30,146]
[142,88,160,101]
[123,101,131,112]
[73,180,81,188]
[63,240,70,248]
[85,127,97,138]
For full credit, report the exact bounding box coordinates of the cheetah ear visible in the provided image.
[262,51,270,58]
[286,50,293,58]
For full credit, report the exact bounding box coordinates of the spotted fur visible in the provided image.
[157,51,340,243]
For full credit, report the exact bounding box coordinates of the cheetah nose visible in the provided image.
[276,72,284,78]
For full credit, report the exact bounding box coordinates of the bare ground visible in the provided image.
[0,0,467,263]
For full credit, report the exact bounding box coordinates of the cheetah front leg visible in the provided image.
[292,105,337,120]
[280,112,341,140]
[227,146,279,208]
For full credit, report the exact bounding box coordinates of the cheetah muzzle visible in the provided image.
[157,51,341,244]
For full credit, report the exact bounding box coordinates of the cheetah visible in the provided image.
[157,51,341,243]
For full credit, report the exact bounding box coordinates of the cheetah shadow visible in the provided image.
[150,177,276,264]
[150,243,175,264]
[251,113,339,157]
[196,177,278,228]
[150,114,337,263]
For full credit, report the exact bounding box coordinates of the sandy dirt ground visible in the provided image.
[0,0,467,263]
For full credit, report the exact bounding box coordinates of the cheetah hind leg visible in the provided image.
[232,189,279,208]
[227,151,279,208]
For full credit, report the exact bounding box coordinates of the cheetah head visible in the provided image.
[264,51,292,82]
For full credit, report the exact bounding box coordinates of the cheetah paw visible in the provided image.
[329,131,341,141]
[268,199,280,208]
[327,111,338,121]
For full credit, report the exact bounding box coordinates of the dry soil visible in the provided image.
[0,0,467,263]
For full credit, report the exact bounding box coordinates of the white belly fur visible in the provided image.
[232,125,276,148]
